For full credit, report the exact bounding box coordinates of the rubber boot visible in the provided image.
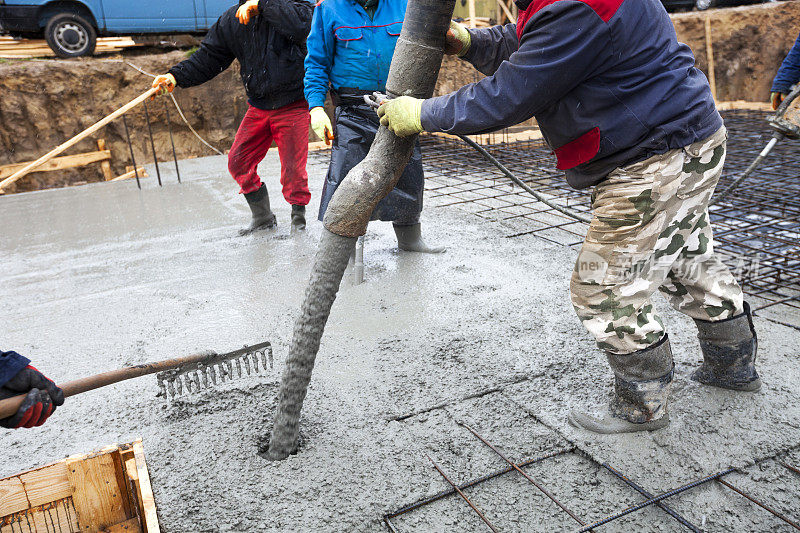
[393,223,446,253]
[569,335,674,434]
[239,184,277,236]
[291,205,306,231]
[691,302,761,392]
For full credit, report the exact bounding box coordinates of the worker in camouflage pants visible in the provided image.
[377,0,762,433]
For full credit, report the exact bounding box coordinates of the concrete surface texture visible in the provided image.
[0,151,798,532]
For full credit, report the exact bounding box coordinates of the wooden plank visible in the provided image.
[716,101,772,111]
[132,442,159,533]
[67,451,130,531]
[97,139,114,181]
[103,517,142,532]
[468,0,477,27]
[111,167,147,181]
[18,462,71,508]
[497,0,516,23]
[705,15,716,102]
[0,150,112,180]
[0,477,28,516]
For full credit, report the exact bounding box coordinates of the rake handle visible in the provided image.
[0,342,271,419]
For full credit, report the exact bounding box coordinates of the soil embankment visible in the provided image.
[0,0,798,193]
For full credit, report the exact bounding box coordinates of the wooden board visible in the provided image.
[0,150,111,180]
[0,36,139,59]
[97,140,114,181]
[103,517,142,532]
[132,443,159,533]
[66,451,130,531]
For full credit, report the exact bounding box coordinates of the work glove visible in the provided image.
[376,96,424,137]
[310,107,334,144]
[151,74,177,99]
[445,20,471,57]
[0,365,64,429]
[771,91,787,111]
[237,0,260,24]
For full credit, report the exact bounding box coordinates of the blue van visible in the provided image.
[0,0,233,57]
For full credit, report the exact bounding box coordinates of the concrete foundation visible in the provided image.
[0,151,798,531]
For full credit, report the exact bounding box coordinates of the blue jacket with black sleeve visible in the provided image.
[771,32,800,94]
[0,350,29,387]
[421,0,722,190]
[304,0,406,109]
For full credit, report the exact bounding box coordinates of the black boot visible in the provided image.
[239,184,277,236]
[691,302,761,392]
[291,205,306,231]
[393,223,446,253]
[569,335,673,434]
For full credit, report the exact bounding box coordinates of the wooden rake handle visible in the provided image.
[0,87,159,193]
[0,342,272,419]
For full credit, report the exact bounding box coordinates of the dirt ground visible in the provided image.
[0,151,798,532]
[1,1,799,193]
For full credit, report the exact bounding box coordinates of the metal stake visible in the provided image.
[142,99,162,186]
[121,113,140,189]
[354,235,364,285]
[162,98,181,183]
[426,454,499,533]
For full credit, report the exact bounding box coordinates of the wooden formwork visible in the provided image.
[0,440,159,533]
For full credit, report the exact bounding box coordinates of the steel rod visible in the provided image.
[717,478,800,530]
[601,463,700,532]
[162,98,181,183]
[142,99,162,186]
[121,113,141,189]
[783,461,800,477]
[575,469,734,532]
[459,422,586,526]
[426,454,499,533]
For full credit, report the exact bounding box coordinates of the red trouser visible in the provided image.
[227,100,311,205]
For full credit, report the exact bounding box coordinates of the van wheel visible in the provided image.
[44,13,97,58]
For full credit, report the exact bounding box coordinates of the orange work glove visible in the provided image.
[771,91,786,111]
[237,0,260,24]
[151,74,177,99]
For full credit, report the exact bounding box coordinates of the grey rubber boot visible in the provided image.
[393,223,446,253]
[291,205,306,231]
[691,302,761,392]
[569,335,674,434]
[239,184,277,236]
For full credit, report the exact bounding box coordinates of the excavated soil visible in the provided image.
[0,151,798,532]
[2,1,799,193]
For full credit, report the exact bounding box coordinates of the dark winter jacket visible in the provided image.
[169,0,314,110]
[0,350,29,387]
[771,32,800,94]
[421,0,722,189]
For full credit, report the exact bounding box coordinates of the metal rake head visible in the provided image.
[157,341,273,402]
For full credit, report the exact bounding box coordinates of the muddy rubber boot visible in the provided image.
[239,184,277,236]
[691,302,761,392]
[569,335,674,434]
[291,205,306,231]
[393,223,446,253]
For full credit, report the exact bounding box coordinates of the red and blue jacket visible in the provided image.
[771,32,800,95]
[304,0,406,109]
[421,0,722,189]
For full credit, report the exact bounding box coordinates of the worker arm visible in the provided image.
[304,5,334,109]
[460,23,520,76]
[259,0,314,42]
[168,19,236,88]
[771,32,800,94]
[421,4,611,135]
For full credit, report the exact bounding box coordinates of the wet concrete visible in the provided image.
[0,151,798,531]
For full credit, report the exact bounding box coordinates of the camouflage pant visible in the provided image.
[571,128,744,355]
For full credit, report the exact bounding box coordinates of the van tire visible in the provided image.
[44,13,97,58]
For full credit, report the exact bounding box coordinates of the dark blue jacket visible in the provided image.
[0,350,29,387]
[771,32,800,94]
[420,0,722,189]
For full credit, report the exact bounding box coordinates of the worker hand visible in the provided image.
[151,74,176,99]
[771,91,787,111]
[237,0,260,24]
[310,107,334,143]
[445,20,471,56]
[376,96,423,137]
[0,365,64,429]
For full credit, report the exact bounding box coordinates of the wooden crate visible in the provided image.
[0,440,159,533]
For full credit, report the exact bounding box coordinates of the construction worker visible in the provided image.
[771,31,800,109]
[378,0,761,433]
[303,0,444,252]
[151,0,314,234]
[0,351,63,429]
